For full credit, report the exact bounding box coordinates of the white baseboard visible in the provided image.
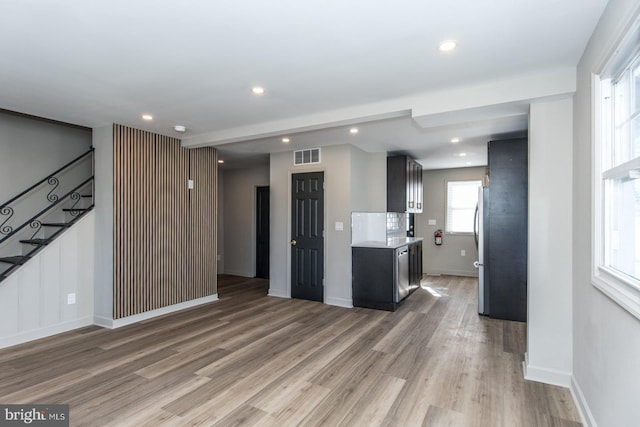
[425,269,478,277]
[0,316,94,349]
[571,376,597,427]
[268,288,290,298]
[523,352,572,387]
[325,296,353,308]
[222,270,254,278]
[93,315,113,329]
[95,294,219,329]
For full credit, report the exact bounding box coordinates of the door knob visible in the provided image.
[290,240,297,246]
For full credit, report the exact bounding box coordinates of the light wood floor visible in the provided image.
[0,275,581,426]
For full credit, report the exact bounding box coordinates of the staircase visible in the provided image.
[0,148,94,283]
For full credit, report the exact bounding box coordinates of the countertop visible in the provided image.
[351,237,423,249]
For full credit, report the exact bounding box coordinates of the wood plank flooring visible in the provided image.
[0,275,581,426]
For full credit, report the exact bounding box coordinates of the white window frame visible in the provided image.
[592,16,640,320]
[445,180,482,234]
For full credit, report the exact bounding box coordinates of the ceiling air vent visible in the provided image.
[293,148,321,166]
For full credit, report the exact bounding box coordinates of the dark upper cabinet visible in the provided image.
[387,155,423,213]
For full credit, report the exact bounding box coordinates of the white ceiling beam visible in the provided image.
[182,66,576,148]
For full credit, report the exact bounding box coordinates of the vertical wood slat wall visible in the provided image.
[189,147,218,302]
[113,124,217,319]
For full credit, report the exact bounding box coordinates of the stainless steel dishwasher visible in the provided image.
[395,245,410,302]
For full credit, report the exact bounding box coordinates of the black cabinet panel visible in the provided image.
[409,241,423,288]
[486,138,528,322]
[387,156,408,213]
[352,247,395,311]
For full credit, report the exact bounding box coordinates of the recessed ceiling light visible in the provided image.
[438,40,457,52]
[174,125,186,133]
[349,128,359,134]
[142,114,153,121]
[217,160,224,164]
[282,137,290,143]
[459,152,467,157]
[252,86,265,95]
[451,137,460,143]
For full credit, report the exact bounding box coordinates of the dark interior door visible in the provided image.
[291,172,324,302]
[256,186,270,279]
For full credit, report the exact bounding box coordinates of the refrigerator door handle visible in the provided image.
[473,203,479,249]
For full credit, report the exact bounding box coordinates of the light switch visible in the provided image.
[335,221,344,231]
[428,219,436,225]
[461,250,466,256]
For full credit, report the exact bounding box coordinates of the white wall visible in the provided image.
[269,145,385,307]
[222,165,269,277]
[324,145,352,307]
[525,98,574,387]
[350,147,386,212]
[345,146,386,306]
[0,112,92,202]
[92,125,113,322]
[0,211,95,348]
[417,167,485,276]
[572,1,640,426]
[269,151,290,299]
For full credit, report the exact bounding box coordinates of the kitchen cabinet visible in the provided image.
[352,239,423,311]
[387,155,423,213]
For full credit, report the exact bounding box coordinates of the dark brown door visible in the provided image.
[291,172,324,302]
[255,186,270,279]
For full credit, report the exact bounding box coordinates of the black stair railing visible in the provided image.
[0,176,93,245]
[0,148,94,282]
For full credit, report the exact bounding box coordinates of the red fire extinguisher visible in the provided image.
[434,229,443,246]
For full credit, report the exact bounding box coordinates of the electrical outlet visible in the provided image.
[428,219,437,225]
[67,293,76,305]
[188,179,194,189]
[461,250,466,256]
[335,221,344,231]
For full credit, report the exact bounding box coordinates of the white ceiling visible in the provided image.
[0,0,608,169]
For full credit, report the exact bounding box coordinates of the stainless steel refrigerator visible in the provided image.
[474,186,489,315]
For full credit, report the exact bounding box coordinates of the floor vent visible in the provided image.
[293,148,321,165]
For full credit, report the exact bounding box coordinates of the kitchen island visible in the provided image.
[351,238,423,311]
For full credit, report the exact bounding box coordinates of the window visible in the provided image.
[446,180,482,233]
[593,21,640,320]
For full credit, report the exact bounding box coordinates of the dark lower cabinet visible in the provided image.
[409,241,422,288]
[352,247,395,311]
[352,240,422,312]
